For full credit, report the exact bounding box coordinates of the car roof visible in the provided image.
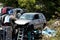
[24,13,42,15]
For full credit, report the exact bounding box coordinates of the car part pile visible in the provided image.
[0,7,43,40]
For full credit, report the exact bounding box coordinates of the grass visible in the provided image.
[47,19,56,25]
[42,19,60,40]
[49,26,60,40]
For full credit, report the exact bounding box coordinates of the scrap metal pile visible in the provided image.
[0,7,26,40]
[0,7,43,40]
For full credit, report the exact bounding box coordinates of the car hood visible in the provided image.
[15,20,31,25]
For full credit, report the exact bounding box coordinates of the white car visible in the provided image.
[15,13,46,30]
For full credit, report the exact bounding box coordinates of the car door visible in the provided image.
[39,14,44,28]
[41,14,46,23]
[33,14,40,29]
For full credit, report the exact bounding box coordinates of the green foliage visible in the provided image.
[0,0,5,3]
[17,0,60,13]
[0,0,60,20]
[18,0,43,12]
[57,7,60,12]
[0,0,18,7]
[0,0,60,13]
[46,20,60,40]
[38,0,60,20]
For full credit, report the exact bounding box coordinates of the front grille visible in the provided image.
[17,25,26,28]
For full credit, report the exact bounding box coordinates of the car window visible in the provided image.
[39,14,43,19]
[33,14,39,19]
[19,14,34,20]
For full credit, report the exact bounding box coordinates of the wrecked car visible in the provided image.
[15,13,46,30]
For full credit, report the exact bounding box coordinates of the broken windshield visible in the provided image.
[19,14,34,20]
